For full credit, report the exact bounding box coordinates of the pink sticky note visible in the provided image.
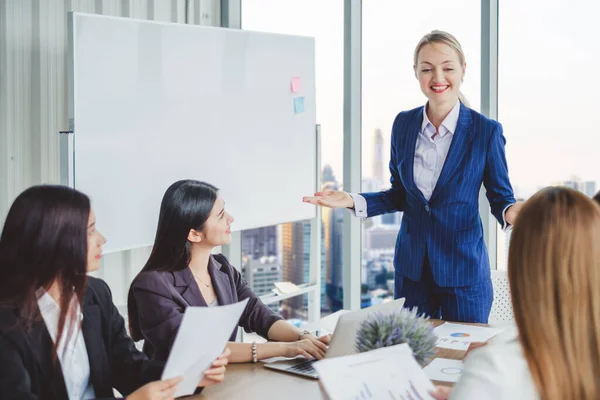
[291,77,302,93]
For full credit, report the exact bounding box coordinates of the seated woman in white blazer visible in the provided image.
[433,186,600,400]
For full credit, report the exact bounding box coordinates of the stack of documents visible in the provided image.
[161,299,249,397]
[314,343,436,400]
[273,281,301,295]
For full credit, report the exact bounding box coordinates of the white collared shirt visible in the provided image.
[414,100,460,200]
[37,290,96,400]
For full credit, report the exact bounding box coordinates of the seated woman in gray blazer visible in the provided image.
[432,187,600,400]
[128,180,330,364]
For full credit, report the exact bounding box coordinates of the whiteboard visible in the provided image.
[69,13,317,253]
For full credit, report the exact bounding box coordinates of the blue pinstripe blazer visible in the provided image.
[361,103,515,287]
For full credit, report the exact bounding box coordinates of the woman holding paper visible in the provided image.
[128,180,331,364]
[432,187,600,400]
[303,30,521,323]
[0,185,228,400]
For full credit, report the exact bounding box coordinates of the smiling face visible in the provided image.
[415,42,465,107]
[86,209,107,272]
[188,196,234,248]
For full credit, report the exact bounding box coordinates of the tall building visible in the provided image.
[241,226,277,259]
[322,164,336,184]
[241,256,282,313]
[362,177,383,226]
[556,177,597,197]
[363,258,392,293]
[279,221,311,319]
[320,226,328,315]
[241,226,279,298]
[365,225,398,253]
[585,181,597,198]
[322,167,344,312]
[322,205,344,312]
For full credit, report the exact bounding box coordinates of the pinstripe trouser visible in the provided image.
[394,253,493,323]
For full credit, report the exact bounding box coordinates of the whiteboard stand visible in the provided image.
[59,127,74,187]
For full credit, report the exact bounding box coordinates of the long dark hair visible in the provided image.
[0,185,90,358]
[128,179,218,340]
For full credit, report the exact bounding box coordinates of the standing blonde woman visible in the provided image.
[304,30,521,323]
[433,186,600,399]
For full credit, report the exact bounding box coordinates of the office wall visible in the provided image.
[0,0,220,309]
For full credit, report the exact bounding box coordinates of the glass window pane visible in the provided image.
[497,1,599,270]
[241,0,343,317]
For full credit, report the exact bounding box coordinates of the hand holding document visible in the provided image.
[313,343,436,400]
[161,299,249,398]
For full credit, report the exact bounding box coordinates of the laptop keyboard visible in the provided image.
[286,359,318,376]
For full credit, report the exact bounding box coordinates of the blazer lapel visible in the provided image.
[82,294,111,397]
[404,107,428,204]
[430,103,474,201]
[22,311,69,399]
[173,268,207,307]
[208,256,234,305]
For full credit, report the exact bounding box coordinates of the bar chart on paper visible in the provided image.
[355,382,373,400]
[387,379,432,400]
[354,380,429,400]
[314,344,435,400]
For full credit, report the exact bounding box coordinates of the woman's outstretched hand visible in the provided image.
[505,202,523,226]
[302,190,354,209]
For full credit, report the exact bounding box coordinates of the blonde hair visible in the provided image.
[413,30,469,107]
[508,187,600,400]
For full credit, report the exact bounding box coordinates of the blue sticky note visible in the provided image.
[294,97,305,114]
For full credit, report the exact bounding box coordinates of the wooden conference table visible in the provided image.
[190,319,476,400]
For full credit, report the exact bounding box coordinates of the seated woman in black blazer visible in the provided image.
[128,180,331,364]
[0,185,229,400]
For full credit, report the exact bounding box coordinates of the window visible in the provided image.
[361,1,481,304]
[241,0,343,317]
[497,0,599,269]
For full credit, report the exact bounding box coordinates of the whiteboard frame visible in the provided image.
[66,12,317,254]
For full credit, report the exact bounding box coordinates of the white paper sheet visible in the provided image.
[423,358,464,383]
[313,344,436,400]
[274,281,301,294]
[433,322,503,343]
[435,337,471,351]
[161,299,249,397]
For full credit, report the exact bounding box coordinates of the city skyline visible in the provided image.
[241,0,600,317]
[240,154,599,317]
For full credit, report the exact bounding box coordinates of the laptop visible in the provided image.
[264,297,406,379]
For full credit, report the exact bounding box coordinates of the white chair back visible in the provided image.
[489,269,514,324]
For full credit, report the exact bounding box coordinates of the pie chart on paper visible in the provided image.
[449,332,471,338]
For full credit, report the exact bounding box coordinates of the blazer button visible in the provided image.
[425,205,430,213]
